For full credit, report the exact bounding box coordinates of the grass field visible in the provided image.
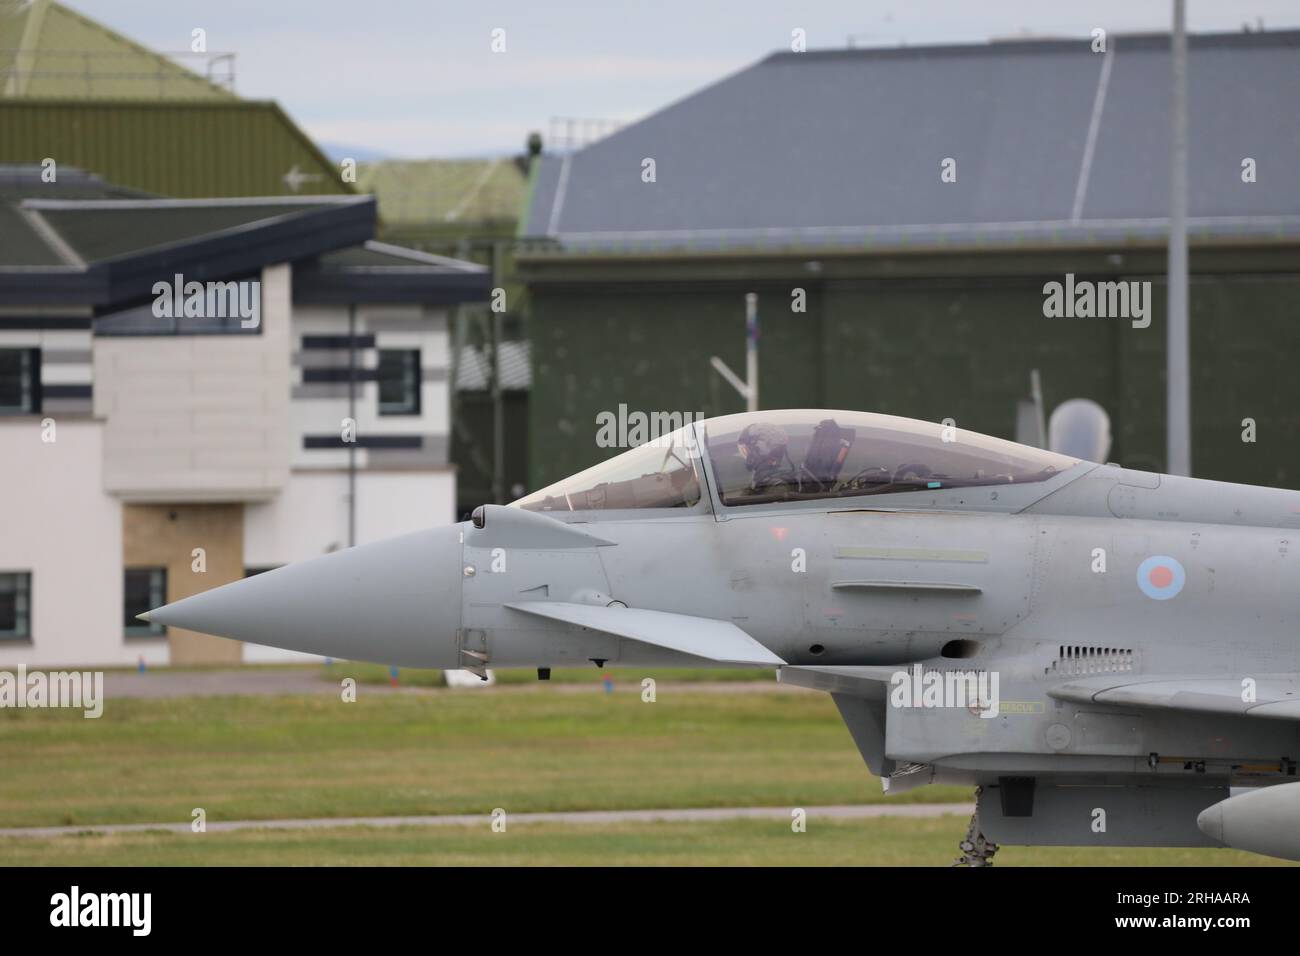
[0,685,1290,866]
[0,688,963,830]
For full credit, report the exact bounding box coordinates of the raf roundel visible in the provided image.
[1136,555,1186,600]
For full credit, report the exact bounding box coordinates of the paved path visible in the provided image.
[102,669,805,699]
[0,803,974,839]
[105,668,339,699]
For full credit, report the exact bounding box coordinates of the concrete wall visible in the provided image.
[0,324,93,416]
[92,263,292,501]
[290,303,451,470]
[243,469,455,565]
[0,419,162,668]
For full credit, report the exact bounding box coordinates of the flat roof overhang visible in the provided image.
[0,197,378,310]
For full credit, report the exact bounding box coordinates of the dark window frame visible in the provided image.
[123,567,168,638]
[0,571,32,641]
[377,348,422,416]
[93,280,265,337]
[0,348,42,415]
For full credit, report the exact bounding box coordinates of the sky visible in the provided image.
[67,0,1300,159]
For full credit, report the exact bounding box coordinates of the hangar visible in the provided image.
[516,30,1300,490]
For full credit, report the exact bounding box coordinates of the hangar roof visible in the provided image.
[1,0,233,100]
[520,30,1300,256]
[358,158,527,228]
[1,2,347,198]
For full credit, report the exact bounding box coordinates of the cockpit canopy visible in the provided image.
[511,410,1079,514]
[512,425,704,513]
[704,410,1078,507]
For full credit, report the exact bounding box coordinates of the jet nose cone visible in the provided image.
[1196,803,1225,844]
[147,525,464,667]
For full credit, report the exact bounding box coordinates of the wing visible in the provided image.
[776,664,896,698]
[504,602,785,666]
[1048,674,1300,720]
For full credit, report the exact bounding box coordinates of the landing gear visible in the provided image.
[953,787,999,867]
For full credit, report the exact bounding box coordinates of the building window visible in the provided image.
[124,568,167,637]
[93,287,262,336]
[0,572,32,640]
[377,349,421,416]
[0,349,40,414]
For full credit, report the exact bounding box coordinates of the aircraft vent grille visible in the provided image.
[1047,644,1135,676]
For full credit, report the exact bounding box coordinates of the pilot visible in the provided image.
[736,422,799,499]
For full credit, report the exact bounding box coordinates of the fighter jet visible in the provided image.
[144,409,1300,865]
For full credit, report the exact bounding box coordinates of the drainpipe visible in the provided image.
[1166,0,1190,476]
[491,241,505,504]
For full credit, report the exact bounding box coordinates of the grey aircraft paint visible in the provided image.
[146,409,1300,863]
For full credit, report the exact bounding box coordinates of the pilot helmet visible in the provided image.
[737,422,789,469]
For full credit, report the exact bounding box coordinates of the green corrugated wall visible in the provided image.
[525,255,1300,492]
[0,100,349,197]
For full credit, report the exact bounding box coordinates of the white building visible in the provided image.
[0,171,489,667]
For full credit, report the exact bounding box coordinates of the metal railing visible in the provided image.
[0,49,235,97]
[546,116,623,152]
